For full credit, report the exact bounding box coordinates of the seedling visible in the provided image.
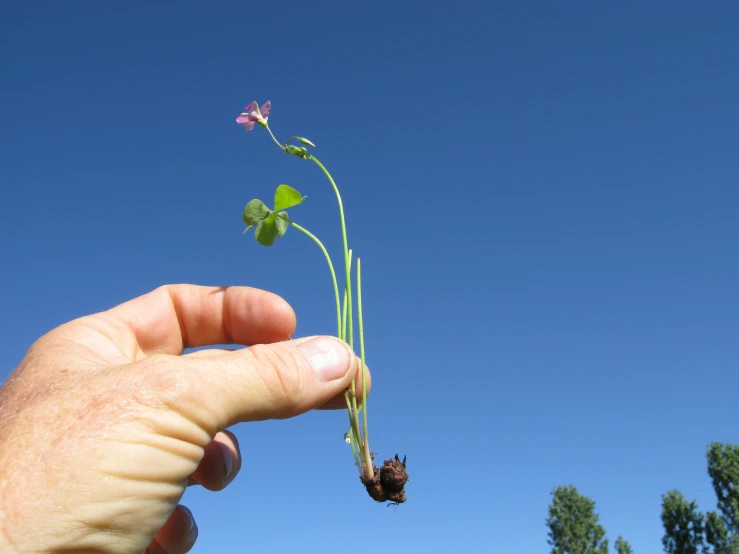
[236,100,408,504]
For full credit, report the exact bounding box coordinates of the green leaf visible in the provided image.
[275,211,289,238]
[274,185,305,211]
[243,199,270,226]
[255,214,278,246]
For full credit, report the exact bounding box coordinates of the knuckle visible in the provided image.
[246,344,305,408]
[153,284,173,297]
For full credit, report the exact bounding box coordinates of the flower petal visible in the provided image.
[236,115,250,124]
[245,101,257,112]
[260,101,271,119]
[242,120,255,131]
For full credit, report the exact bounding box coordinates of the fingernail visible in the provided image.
[188,519,198,543]
[180,506,198,542]
[218,442,233,479]
[297,337,351,382]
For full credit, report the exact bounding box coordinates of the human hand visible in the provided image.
[0,285,368,553]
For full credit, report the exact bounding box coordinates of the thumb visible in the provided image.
[146,336,361,432]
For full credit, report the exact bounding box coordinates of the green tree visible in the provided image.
[705,511,730,553]
[661,443,739,554]
[707,443,739,539]
[661,489,707,554]
[547,485,609,554]
[615,535,634,554]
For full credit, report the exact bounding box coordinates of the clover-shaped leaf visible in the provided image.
[255,213,277,246]
[243,186,304,247]
[243,199,270,226]
[274,184,305,211]
[275,211,289,237]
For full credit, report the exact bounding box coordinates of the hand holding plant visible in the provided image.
[236,100,408,504]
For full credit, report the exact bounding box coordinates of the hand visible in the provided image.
[0,285,368,553]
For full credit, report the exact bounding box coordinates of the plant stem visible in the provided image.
[287,218,365,473]
[309,155,353,348]
[308,156,367,474]
[261,129,369,477]
[286,220,341,337]
[357,257,373,478]
[344,395,363,474]
[343,251,361,467]
[264,124,284,150]
[341,252,352,343]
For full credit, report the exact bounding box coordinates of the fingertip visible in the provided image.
[216,430,241,484]
[150,504,197,553]
[232,287,296,343]
[317,359,372,410]
[273,293,297,338]
[217,441,234,480]
[188,431,242,491]
[296,336,355,382]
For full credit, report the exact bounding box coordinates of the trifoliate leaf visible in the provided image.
[243,199,270,226]
[274,185,305,211]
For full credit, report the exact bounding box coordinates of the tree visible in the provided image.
[661,443,739,554]
[615,535,634,554]
[547,485,609,554]
[705,511,730,553]
[707,443,739,539]
[661,489,707,554]
[705,511,739,554]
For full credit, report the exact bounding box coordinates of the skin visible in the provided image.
[0,284,370,553]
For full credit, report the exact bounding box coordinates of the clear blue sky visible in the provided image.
[2,2,738,552]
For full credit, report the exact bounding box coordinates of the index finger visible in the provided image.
[105,285,296,356]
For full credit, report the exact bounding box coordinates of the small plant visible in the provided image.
[236,100,408,504]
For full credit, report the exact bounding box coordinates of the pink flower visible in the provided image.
[236,100,271,130]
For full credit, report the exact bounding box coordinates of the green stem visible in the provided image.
[308,156,366,473]
[263,124,284,150]
[309,155,353,348]
[341,253,359,423]
[288,216,372,474]
[286,220,341,338]
[344,394,363,474]
[343,250,360,438]
[293,154,375,478]
[263,132,368,476]
[341,251,353,349]
[357,258,373,478]
[288,218,364,473]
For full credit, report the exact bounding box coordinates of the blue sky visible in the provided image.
[2,2,738,552]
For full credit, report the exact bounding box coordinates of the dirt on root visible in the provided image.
[361,454,408,504]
